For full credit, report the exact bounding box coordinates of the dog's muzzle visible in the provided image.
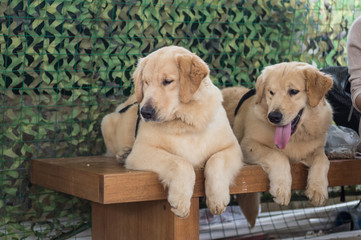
[268,109,304,135]
[268,111,283,124]
[272,108,304,149]
[140,105,156,121]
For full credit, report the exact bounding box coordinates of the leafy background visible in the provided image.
[1,0,360,238]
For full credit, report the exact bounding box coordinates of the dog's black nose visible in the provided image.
[268,111,283,124]
[141,106,156,120]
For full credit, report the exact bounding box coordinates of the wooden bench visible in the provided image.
[30,156,361,240]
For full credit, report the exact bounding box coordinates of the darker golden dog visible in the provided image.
[222,62,333,227]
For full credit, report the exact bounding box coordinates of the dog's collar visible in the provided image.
[291,108,304,135]
[234,89,256,116]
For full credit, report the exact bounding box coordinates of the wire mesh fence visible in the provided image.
[1,0,361,239]
[199,189,361,239]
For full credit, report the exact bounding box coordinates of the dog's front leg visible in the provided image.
[242,140,292,205]
[261,157,292,205]
[204,144,243,215]
[125,145,195,218]
[304,148,329,206]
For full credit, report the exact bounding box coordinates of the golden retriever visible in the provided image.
[101,46,243,218]
[222,62,333,227]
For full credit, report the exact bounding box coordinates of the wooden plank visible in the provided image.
[30,157,102,202]
[328,159,361,186]
[231,162,309,193]
[31,156,361,204]
[91,198,199,240]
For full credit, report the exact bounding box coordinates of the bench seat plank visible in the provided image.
[31,156,361,204]
[31,156,361,240]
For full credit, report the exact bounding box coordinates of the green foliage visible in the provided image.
[0,0,360,238]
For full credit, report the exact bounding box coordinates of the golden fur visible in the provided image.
[222,62,333,227]
[101,94,138,158]
[101,46,243,218]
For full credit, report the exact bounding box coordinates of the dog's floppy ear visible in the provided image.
[255,74,265,104]
[304,67,333,107]
[176,53,209,103]
[132,57,148,103]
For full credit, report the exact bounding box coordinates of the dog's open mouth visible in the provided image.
[274,108,304,149]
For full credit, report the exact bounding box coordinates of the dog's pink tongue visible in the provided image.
[274,123,291,149]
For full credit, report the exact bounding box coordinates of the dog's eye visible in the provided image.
[144,81,149,86]
[162,79,174,86]
[288,89,299,96]
[270,90,274,96]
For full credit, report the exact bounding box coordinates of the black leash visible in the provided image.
[234,88,256,116]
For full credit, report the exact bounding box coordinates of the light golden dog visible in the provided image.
[101,46,243,218]
[222,62,333,227]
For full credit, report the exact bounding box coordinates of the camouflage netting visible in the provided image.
[0,0,360,238]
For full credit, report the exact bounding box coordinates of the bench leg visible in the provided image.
[92,197,199,240]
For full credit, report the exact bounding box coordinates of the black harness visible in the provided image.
[135,105,141,138]
[118,102,137,114]
[234,89,256,116]
[118,102,141,138]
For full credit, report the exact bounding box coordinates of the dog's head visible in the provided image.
[132,46,209,122]
[255,62,333,149]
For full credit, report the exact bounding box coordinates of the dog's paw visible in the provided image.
[168,186,191,218]
[305,186,328,206]
[269,184,291,206]
[206,194,230,215]
[115,148,132,164]
[205,179,230,215]
[166,166,195,218]
[168,196,190,218]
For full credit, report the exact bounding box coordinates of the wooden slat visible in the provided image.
[31,156,361,204]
